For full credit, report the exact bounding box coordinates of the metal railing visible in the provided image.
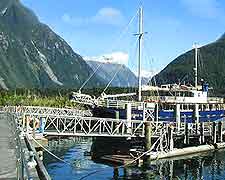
[5,105,93,117]
[7,113,34,180]
[97,99,145,109]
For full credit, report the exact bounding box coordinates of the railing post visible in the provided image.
[199,122,204,144]
[126,103,132,134]
[155,103,159,122]
[26,115,29,133]
[143,102,146,121]
[22,114,26,131]
[115,111,120,134]
[32,117,36,138]
[168,125,174,151]
[194,104,199,133]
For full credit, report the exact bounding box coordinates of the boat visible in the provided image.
[70,6,225,124]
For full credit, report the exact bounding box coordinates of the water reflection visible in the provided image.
[44,141,225,180]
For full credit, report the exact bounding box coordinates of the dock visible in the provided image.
[0,113,17,179]
[0,108,52,180]
[1,105,225,179]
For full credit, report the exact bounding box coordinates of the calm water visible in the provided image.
[43,140,225,180]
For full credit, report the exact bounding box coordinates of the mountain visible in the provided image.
[154,33,225,94]
[86,60,137,87]
[0,0,103,89]
[86,60,148,87]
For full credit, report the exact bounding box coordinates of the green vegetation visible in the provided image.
[0,89,77,107]
[0,87,136,107]
[154,33,225,97]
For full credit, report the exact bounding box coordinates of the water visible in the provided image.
[44,140,225,180]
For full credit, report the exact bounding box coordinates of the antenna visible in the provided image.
[138,6,143,101]
[193,43,198,89]
[133,6,148,101]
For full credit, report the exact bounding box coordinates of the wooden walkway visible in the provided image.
[0,113,17,179]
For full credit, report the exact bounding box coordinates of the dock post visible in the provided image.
[199,122,204,144]
[184,121,189,146]
[115,111,120,134]
[144,121,151,166]
[212,122,216,144]
[126,103,132,134]
[168,125,174,151]
[218,121,222,143]
[175,104,181,132]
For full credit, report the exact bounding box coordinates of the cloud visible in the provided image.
[84,51,129,65]
[62,7,124,26]
[133,69,159,78]
[180,0,224,19]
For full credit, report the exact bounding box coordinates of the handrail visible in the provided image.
[8,113,33,180]
[25,134,51,180]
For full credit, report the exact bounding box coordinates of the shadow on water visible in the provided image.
[43,140,225,180]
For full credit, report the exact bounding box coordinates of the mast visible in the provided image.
[138,6,143,101]
[194,43,198,89]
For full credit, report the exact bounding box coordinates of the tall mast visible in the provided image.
[138,6,143,101]
[194,43,198,89]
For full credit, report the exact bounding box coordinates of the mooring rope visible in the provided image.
[79,131,167,180]
[31,131,166,180]
[31,137,71,166]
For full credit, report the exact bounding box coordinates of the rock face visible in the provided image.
[0,0,102,89]
[154,33,225,94]
[86,60,141,87]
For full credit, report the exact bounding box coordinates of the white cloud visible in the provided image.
[62,7,124,26]
[84,51,129,65]
[134,69,159,78]
[180,0,224,19]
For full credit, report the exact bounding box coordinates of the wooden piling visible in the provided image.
[212,122,216,144]
[184,122,189,145]
[144,121,151,165]
[218,121,222,143]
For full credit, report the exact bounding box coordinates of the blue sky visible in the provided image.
[21,0,225,77]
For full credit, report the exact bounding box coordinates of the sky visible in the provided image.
[21,0,225,77]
